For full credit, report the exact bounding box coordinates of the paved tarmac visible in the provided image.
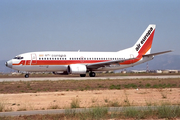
[0,75,180,82]
[0,106,178,117]
[0,106,162,117]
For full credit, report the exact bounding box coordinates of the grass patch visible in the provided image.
[91,97,98,104]
[65,107,108,120]
[107,100,120,107]
[124,84,137,89]
[157,105,180,118]
[161,92,167,99]
[48,104,60,109]
[104,98,109,103]
[71,98,80,108]
[124,107,141,118]
[0,102,5,112]
[109,84,121,89]
[88,107,108,119]
[145,83,151,88]
[122,91,131,106]
[1,105,180,119]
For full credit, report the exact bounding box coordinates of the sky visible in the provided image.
[0,0,180,60]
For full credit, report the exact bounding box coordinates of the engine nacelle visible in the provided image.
[67,64,87,74]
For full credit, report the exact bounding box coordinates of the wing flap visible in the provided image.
[87,58,137,70]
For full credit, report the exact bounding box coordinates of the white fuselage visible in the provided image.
[6,50,153,72]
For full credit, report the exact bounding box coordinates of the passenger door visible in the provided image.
[31,53,37,65]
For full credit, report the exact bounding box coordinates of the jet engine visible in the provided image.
[67,64,87,74]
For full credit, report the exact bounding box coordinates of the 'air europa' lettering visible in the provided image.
[136,27,154,51]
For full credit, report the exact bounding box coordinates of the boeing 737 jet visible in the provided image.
[5,24,171,78]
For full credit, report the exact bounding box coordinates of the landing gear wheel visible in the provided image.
[25,74,29,78]
[80,74,86,77]
[89,72,96,77]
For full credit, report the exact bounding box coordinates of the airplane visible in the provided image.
[5,24,172,78]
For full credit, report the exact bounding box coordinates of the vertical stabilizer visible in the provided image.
[132,24,156,55]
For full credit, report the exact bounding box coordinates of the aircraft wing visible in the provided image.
[86,58,137,70]
[143,50,172,57]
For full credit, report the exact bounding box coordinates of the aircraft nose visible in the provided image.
[5,60,12,68]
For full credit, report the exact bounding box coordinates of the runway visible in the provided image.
[0,75,180,82]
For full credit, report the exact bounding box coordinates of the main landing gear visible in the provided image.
[25,74,29,78]
[79,72,96,77]
[89,72,96,77]
[80,74,86,77]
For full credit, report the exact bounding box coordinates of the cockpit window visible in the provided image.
[14,56,23,60]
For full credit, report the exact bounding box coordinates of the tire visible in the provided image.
[80,74,86,77]
[25,74,29,78]
[89,72,96,77]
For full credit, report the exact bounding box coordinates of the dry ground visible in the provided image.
[0,88,179,112]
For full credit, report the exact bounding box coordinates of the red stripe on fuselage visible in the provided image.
[12,60,109,66]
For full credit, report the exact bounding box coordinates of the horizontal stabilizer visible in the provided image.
[143,50,172,57]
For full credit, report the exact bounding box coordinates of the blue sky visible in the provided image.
[0,0,179,60]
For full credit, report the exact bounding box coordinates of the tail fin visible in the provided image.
[132,24,156,55]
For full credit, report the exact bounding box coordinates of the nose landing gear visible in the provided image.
[25,74,29,78]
